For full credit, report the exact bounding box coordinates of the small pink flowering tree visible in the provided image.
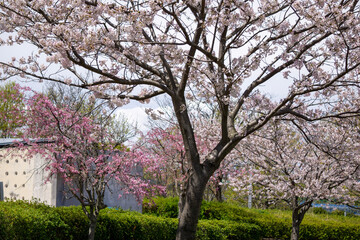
[230,120,359,240]
[23,93,162,240]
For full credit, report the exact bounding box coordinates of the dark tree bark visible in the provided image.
[291,198,313,240]
[88,215,98,240]
[176,172,209,240]
[215,175,224,202]
[172,96,217,240]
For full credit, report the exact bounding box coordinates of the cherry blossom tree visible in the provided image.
[1,1,360,239]
[337,117,360,211]
[21,92,162,240]
[230,120,360,240]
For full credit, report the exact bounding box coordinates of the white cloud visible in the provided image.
[116,107,149,131]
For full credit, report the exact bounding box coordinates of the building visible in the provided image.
[0,139,141,212]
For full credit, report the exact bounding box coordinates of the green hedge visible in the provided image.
[54,206,89,239]
[0,200,260,240]
[143,196,179,218]
[300,216,360,240]
[196,220,262,240]
[0,200,70,240]
[144,197,360,240]
[95,209,178,240]
[1,199,359,240]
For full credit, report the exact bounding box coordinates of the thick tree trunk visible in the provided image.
[88,215,98,240]
[291,199,312,240]
[290,215,300,240]
[171,96,220,239]
[176,172,208,240]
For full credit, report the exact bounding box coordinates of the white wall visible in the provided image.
[0,148,56,205]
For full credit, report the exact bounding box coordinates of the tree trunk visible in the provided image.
[215,183,223,202]
[215,175,223,202]
[291,199,312,240]
[88,215,98,240]
[290,215,300,240]
[176,172,208,240]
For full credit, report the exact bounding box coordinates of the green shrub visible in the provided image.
[96,209,177,240]
[300,220,360,240]
[0,200,70,240]
[143,197,179,218]
[312,207,328,215]
[143,197,360,240]
[1,199,360,240]
[196,220,262,240]
[54,206,89,239]
[331,209,345,216]
[251,216,291,239]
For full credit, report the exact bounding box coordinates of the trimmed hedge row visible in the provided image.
[0,200,70,240]
[1,199,359,239]
[143,197,360,240]
[0,200,261,240]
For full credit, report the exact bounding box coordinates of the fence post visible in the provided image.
[0,182,4,201]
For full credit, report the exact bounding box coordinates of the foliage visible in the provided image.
[196,220,262,240]
[1,200,360,240]
[0,200,70,240]
[143,197,179,219]
[0,200,259,240]
[0,82,25,137]
[54,206,89,240]
[312,207,328,215]
[95,208,178,240]
[143,197,360,240]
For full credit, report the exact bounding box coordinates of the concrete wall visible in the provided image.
[55,175,142,212]
[0,147,142,212]
[103,178,142,212]
[0,148,56,204]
